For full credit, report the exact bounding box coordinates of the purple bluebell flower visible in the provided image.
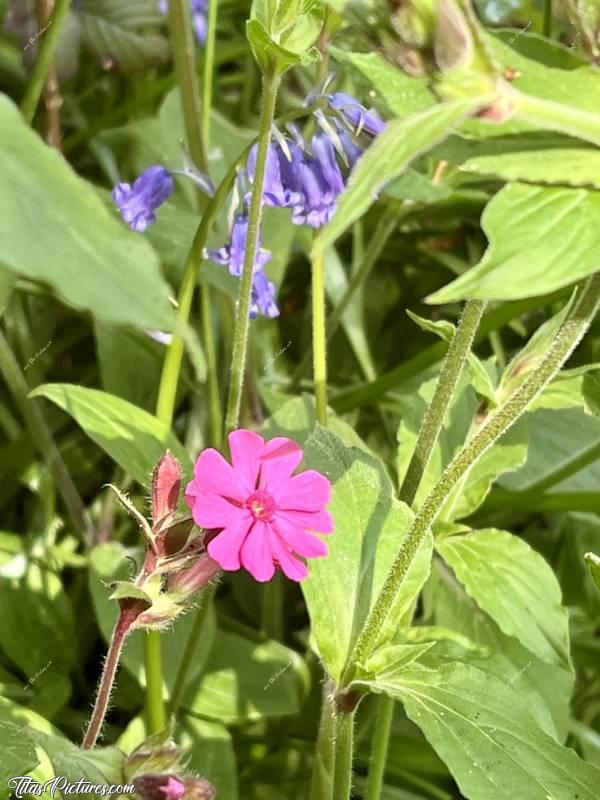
[206,213,272,277]
[328,92,386,136]
[290,133,346,229]
[335,123,363,168]
[158,0,209,45]
[247,142,304,208]
[113,166,174,232]
[251,270,280,318]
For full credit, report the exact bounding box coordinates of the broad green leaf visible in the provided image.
[584,552,600,594]
[318,98,487,250]
[532,366,600,415]
[28,729,125,786]
[436,528,570,667]
[460,148,600,189]
[0,720,38,788]
[370,661,600,800]
[77,0,170,73]
[183,630,305,723]
[428,183,600,303]
[301,426,432,682]
[499,407,600,494]
[30,384,191,487]
[0,95,176,332]
[179,717,238,800]
[330,47,434,118]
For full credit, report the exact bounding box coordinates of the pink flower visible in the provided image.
[185,430,334,582]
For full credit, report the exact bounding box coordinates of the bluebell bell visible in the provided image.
[247,142,303,209]
[113,166,174,232]
[335,123,363,168]
[290,133,345,229]
[206,213,272,277]
[251,270,280,319]
[328,92,386,136]
[158,0,209,45]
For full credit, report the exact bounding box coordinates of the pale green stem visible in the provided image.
[512,90,600,147]
[144,628,166,734]
[364,695,394,800]
[310,681,338,800]
[333,710,355,800]
[543,0,553,37]
[224,72,280,433]
[202,0,219,147]
[345,273,600,682]
[21,0,71,123]
[0,329,94,548]
[312,236,328,427]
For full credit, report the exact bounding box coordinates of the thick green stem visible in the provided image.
[312,236,328,426]
[225,72,280,433]
[512,90,600,147]
[543,0,553,37]
[21,0,71,124]
[333,711,355,800]
[400,299,486,506]
[365,695,394,800]
[0,330,94,548]
[346,273,600,681]
[201,0,219,148]
[310,681,338,800]
[144,629,166,734]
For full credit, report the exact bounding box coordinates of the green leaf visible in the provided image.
[0,720,38,787]
[182,630,305,723]
[28,729,126,787]
[301,426,432,682]
[179,717,238,800]
[460,148,600,190]
[247,0,322,73]
[371,661,600,800]
[30,384,191,487]
[436,528,570,668]
[77,0,170,73]
[428,183,600,303]
[0,95,176,332]
[318,98,486,250]
[584,552,600,594]
[95,324,162,412]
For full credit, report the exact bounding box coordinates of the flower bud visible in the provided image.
[168,553,221,598]
[152,452,183,527]
[133,774,215,800]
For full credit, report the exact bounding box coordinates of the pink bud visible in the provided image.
[134,775,185,800]
[152,452,183,526]
[169,554,221,597]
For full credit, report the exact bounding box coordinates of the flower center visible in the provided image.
[246,490,276,521]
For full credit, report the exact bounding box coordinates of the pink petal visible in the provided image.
[269,531,309,582]
[228,429,265,492]
[189,491,244,529]
[273,516,328,558]
[240,520,276,582]
[279,508,335,534]
[259,437,304,494]
[192,447,247,501]
[274,470,332,512]
[207,516,253,570]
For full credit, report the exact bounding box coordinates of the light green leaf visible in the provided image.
[371,661,600,800]
[532,365,600,415]
[28,729,125,786]
[0,720,38,787]
[30,384,191,487]
[460,148,600,190]
[318,98,486,250]
[78,0,170,73]
[301,426,432,682]
[428,183,600,303]
[584,552,600,594]
[179,717,238,800]
[436,528,570,668]
[0,95,176,332]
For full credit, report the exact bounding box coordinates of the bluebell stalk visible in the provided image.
[158,0,209,44]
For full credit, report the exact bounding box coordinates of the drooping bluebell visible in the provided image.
[206,213,272,278]
[328,92,386,136]
[112,166,174,232]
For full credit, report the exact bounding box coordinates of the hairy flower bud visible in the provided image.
[152,452,183,528]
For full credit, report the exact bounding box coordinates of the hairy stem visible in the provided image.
[346,273,600,680]
[364,695,394,800]
[202,0,219,147]
[21,0,71,124]
[332,710,354,800]
[225,72,280,433]
[312,236,328,426]
[400,299,486,505]
[0,330,94,547]
[310,680,338,800]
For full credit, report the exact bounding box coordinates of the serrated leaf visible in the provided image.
[318,98,487,250]
[461,148,600,189]
[436,528,570,668]
[428,183,600,303]
[30,384,191,488]
[300,426,432,682]
[369,661,600,800]
[0,95,176,332]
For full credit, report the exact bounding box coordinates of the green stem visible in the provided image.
[21,0,71,124]
[0,330,94,548]
[333,711,355,800]
[202,0,219,148]
[144,629,166,734]
[312,236,328,426]
[262,571,284,640]
[543,0,553,37]
[224,71,280,434]
[364,695,394,800]
[345,273,600,682]
[168,582,217,715]
[400,299,486,506]
[310,681,338,800]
